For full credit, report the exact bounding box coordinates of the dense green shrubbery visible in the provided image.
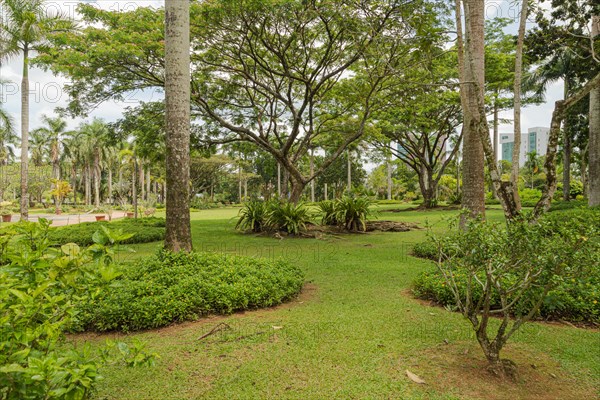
[0,220,155,399]
[412,208,600,323]
[547,199,589,212]
[47,217,165,246]
[76,251,305,332]
[190,197,225,210]
[411,241,437,260]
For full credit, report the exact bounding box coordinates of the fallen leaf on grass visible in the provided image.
[406,370,426,384]
[272,326,283,330]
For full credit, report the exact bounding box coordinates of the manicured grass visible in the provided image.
[77,207,599,399]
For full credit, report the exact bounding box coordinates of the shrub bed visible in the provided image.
[48,217,166,246]
[76,251,305,332]
[412,208,600,323]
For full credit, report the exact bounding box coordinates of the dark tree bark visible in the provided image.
[164,0,192,252]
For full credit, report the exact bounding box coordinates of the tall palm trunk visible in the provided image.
[589,16,600,207]
[146,168,151,201]
[164,0,192,251]
[51,143,60,180]
[510,0,528,212]
[108,168,113,204]
[85,165,91,205]
[387,155,393,200]
[93,149,101,207]
[458,0,486,222]
[20,47,30,220]
[347,150,351,194]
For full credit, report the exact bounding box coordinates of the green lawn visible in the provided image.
[81,207,599,400]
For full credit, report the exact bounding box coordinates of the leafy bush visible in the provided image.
[266,201,312,235]
[333,196,374,231]
[236,201,269,232]
[318,200,338,226]
[47,217,166,246]
[519,188,542,207]
[413,209,600,323]
[190,197,224,210]
[77,251,305,332]
[411,241,437,260]
[0,220,155,399]
[548,199,588,212]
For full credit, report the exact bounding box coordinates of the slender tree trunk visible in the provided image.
[20,47,30,220]
[133,155,138,217]
[347,150,352,194]
[146,168,151,201]
[588,16,600,207]
[140,162,145,201]
[238,162,242,202]
[277,162,281,199]
[283,168,289,199]
[310,148,315,202]
[85,165,91,206]
[164,0,192,251]
[510,0,528,212]
[563,80,572,201]
[387,156,393,200]
[324,182,328,201]
[492,93,499,198]
[459,0,486,222]
[108,168,113,204]
[93,151,101,208]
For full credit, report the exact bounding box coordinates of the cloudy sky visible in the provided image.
[0,0,563,153]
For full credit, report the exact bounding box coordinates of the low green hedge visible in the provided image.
[48,217,165,246]
[412,208,600,323]
[413,267,600,323]
[76,251,305,332]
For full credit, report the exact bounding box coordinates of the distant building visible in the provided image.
[499,127,549,166]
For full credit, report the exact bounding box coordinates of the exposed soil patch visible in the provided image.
[365,220,420,232]
[404,342,598,400]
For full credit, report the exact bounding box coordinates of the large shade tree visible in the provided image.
[0,0,73,220]
[36,0,435,203]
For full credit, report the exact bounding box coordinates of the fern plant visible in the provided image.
[333,196,374,232]
[266,201,312,235]
[318,200,338,226]
[236,201,268,232]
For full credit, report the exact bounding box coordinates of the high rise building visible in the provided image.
[499,127,549,166]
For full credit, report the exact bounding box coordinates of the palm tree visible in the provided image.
[28,130,46,167]
[524,47,580,201]
[79,119,110,208]
[0,104,16,200]
[0,0,74,220]
[31,115,68,180]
